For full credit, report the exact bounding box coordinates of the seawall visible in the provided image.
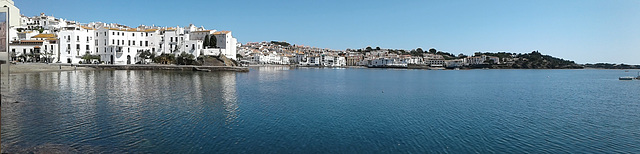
[77,64,249,72]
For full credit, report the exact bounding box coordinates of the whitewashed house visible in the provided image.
[58,26,95,64]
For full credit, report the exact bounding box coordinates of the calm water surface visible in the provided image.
[2,67,640,153]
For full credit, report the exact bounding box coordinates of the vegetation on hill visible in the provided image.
[584,63,640,69]
[270,41,291,46]
[508,51,583,69]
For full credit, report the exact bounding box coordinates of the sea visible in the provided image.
[2,67,640,153]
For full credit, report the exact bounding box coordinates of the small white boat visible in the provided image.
[619,77,634,80]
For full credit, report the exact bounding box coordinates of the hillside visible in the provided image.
[507,51,583,69]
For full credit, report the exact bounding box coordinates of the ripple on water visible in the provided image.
[2,69,640,153]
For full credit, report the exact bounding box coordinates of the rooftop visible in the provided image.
[32,34,57,38]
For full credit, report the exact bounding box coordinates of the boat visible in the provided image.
[619,77,634,80]
[193,67,211,72]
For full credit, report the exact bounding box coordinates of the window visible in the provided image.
[133,41,135,46]
[122,40,124,44]
[112,32,115,35]
[117,40,120,45]
[77,36,80,41]
[170,37,173,42]
[87,36,90,41]
[128,40,130,46]
[133,33,135,37]
[145,41,148,47]
[146,33,148,37]
[86,45,90,50]
[112,39,114,44]
[140,41,142,46]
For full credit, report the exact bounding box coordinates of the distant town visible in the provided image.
[6,12,639,70]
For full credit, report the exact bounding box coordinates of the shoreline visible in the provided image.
[6,63,95,74]
[5,63,637,74]
[79,64,250,72]
[4,63,249,74]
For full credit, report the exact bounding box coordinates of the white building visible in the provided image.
[9,39,57,62]
[212,31,237,60]
[58,26,95,63]
[0,0,20,27]
[95,27,156,64]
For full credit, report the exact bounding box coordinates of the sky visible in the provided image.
[16,0,640,64]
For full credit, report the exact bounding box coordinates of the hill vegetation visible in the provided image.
[507,51,583,69]
[584,63,640,69]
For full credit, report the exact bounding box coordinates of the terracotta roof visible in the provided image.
[192,30,212,33]
[108,27,124,31]
[32,34,57,38]
[18,30,34,34]
[80,26,95,30]
[213,31,231,35]
[21,40,44,43]
[161,28,176,31]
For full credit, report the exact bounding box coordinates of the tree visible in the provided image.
[176,52,196,65]
[365,46,372,52]
[429,48,437,54]
[210,35,217,48]
[410,49,422,56]
[81,52,100,64]
[81,52,93,63]
[375,46,381,50]
[153,53,175,64]
[138,50,152,64]
[416,48,424,53]
[203,35,210,48]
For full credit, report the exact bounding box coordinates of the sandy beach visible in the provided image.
[5,63,95,74]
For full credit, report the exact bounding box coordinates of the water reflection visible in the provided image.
[1,70,239,153]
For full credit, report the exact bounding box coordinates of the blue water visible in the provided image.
[2,67,640,153]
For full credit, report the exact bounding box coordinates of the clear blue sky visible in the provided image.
[16,0,640,64]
